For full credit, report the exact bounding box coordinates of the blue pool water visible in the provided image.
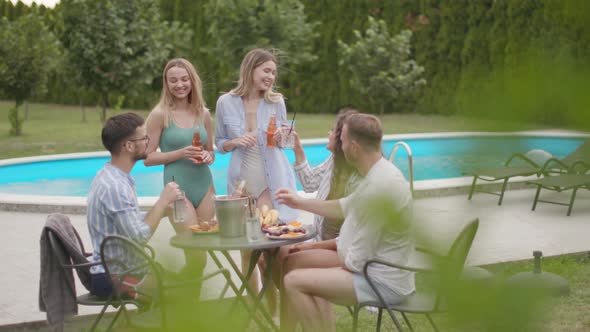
[0,136,584,197]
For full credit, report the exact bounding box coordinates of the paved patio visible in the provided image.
[1,187,589,326]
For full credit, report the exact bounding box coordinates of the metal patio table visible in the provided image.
[170,225,316,331]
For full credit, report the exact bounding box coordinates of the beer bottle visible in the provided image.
[266,110,277,147]
[192,131,203,163]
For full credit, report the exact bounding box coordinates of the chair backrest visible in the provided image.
[46,227,89,284]
[434,218,479,309]
[446,218,479,270]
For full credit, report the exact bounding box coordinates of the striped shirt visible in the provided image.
[294,156,359,241]
[87,162,151,274]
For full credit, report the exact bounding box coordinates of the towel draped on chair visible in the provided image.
[39,213,92,331]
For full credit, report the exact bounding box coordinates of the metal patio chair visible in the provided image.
[46,227,139,332]
[100,235,233,331]
[352,218,480,332]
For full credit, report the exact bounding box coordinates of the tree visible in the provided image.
[60,0,192,122]
[0,14,60,135]
[338,17,426,116]
[204,0,317,96]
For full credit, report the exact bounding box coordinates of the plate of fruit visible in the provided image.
[262,221,307,240]
[190,220,219,235]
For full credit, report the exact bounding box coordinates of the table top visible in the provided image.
[170,225,316,251]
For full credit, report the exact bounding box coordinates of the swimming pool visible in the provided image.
[0,133,586,197]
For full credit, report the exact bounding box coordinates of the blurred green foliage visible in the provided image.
[58,0,192,122]
[1,0,589,127]
[338,18,426,116]
[203,0,318,95]
[0,13,59,135]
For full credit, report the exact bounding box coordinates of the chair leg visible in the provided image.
[567,187,578,216]
[384,308,405,332]
[401,312,414,331]
[498,178,509,205]
[376,308,382,332]
[425,314,439,332]
[352,305,360,332]
[105,305,125,332]
[532,185,542,211]
[88,302,110,332]
[346,306,354,316]
[468,177,477,200]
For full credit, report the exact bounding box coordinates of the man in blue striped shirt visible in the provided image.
[86,112,183,297]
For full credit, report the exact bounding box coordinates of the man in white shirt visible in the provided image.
[276,113,415,332]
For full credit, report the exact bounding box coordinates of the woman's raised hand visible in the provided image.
[195,150,214,165]
[292,130,302,149]
[182,145,202,160]
[233,133,257,148]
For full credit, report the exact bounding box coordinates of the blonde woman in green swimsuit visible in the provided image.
[145,58,214,274]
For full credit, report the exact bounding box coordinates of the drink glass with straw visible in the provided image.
[288,109,296,136]
[280,110,296,149]
[246,195,261,241]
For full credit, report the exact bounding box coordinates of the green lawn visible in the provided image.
[334,253,590,332]
[0,100,550,159]
[66,253,589,332]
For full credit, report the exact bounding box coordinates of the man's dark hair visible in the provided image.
[345,113,383,152]
[101,112,145,154]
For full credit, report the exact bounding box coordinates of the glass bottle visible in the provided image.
[266,109,277,147]
[192,130,203,163]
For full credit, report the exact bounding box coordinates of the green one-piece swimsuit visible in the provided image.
[159,121,214,208]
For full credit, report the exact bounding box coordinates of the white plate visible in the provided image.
[266,232,306,240]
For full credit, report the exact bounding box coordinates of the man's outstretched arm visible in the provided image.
[275,188,344,220]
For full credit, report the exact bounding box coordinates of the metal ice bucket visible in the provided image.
[215,195,247,238]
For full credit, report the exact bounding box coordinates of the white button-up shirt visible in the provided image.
[215,93,299,222]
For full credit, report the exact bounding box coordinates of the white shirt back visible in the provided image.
[338,157,415,295]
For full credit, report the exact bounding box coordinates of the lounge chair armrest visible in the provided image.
[504,153,539,167]
[538,158,569,175]
[569,160,590,174]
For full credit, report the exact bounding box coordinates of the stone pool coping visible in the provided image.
[1,130,588,214]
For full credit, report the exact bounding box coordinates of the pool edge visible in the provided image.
[1,130,587,214]
[0,176,538,215]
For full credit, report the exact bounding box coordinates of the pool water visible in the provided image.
[0,136,584,197]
